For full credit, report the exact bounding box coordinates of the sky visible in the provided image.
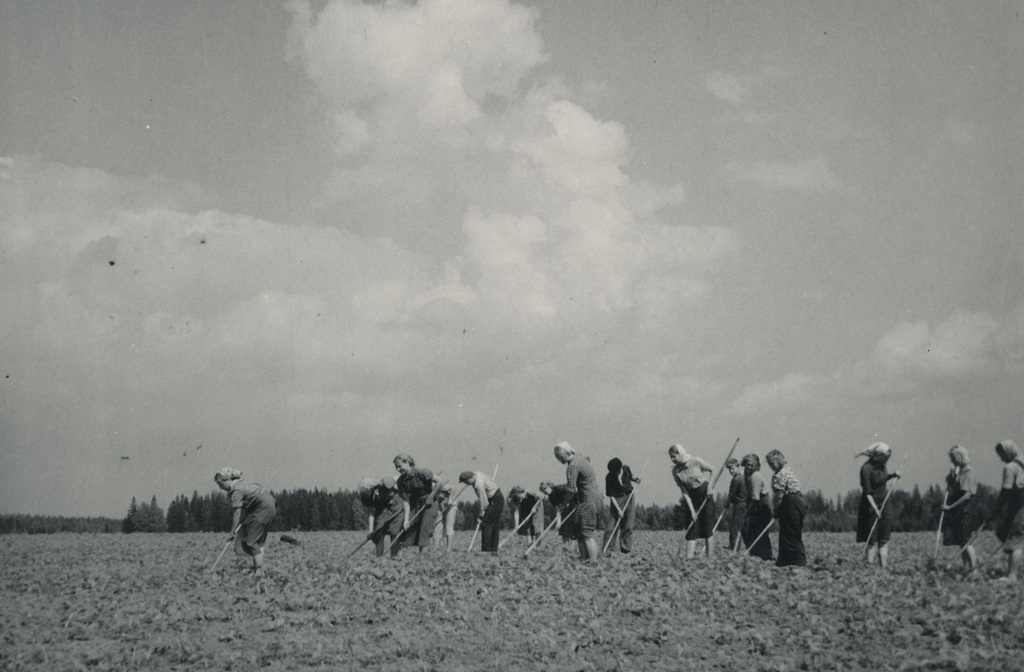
[1,0,1022,518]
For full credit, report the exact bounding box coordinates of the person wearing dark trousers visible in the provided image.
[603,458,640,554]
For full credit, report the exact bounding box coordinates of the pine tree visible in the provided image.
[122,497,139,533]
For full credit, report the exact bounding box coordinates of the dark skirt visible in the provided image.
[941,497,977,548]
[681,483,716,540]
[372,506,404,541]
[776,493,806,567]
[856,494,890,544]
[741,501,774,561]
[517,499,544,536]
[995,487,1024,547]
[400,498,437,549]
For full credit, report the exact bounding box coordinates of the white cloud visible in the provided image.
[733,307,1023,417]
[705,71,750,105]
[871,310,1001,378]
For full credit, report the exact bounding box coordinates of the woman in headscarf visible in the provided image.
[766,450,806,567]
[740,453,774,561]
[554,442,603,562]
[539,480,577,543]
[990,440,1024,581]
[507,486,545,545]
[393,453,440,553]
[668,444,717,558]
[214,468,277,580]
[940,445,978,573]
[360,476,404,558]
[459,470,504,553]
[855,442,900,568]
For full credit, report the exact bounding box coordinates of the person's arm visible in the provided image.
[231,508,242,536]
[474,479,488,520]
[943,492,972,511]
[402,499,411,529]
[367,513,376,539]
[696,457,715,475]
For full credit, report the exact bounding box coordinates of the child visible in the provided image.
[214,468,277,581]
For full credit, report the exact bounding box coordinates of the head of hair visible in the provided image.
[508,485,525,502]
[607,458,622,473]
[538,481,555,493]
[741,454,760,470]
[948,445,969,465]
[765,450,786,468]
[215,468,242,484]
[459,471,475,483]
[725,458,739,469]
[393,453,415,467]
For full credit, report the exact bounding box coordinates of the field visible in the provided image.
[2,531,1022,671]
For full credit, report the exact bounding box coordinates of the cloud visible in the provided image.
[732,307,1024,416]
[870,310,1003,378]
[705,71,751,105]
[721,156,848,192]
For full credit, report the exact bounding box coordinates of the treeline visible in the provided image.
[0,514,121,534]
[0,483,1000,535]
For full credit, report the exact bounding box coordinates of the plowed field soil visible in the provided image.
[2,531,1021,671]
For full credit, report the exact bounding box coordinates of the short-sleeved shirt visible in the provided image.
[672,457,713,492]
[946,466,977,497]
[771,466,801,496]
[228,479,268,510]
[397,468,435,505]
[565,454,602,503]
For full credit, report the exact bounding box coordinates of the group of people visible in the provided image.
[212,437,1024,582]
[848,439,1024,580]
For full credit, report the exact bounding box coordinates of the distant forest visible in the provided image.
[0,483,998,535]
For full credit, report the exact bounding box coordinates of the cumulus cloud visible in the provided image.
[733,307,1024,416]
